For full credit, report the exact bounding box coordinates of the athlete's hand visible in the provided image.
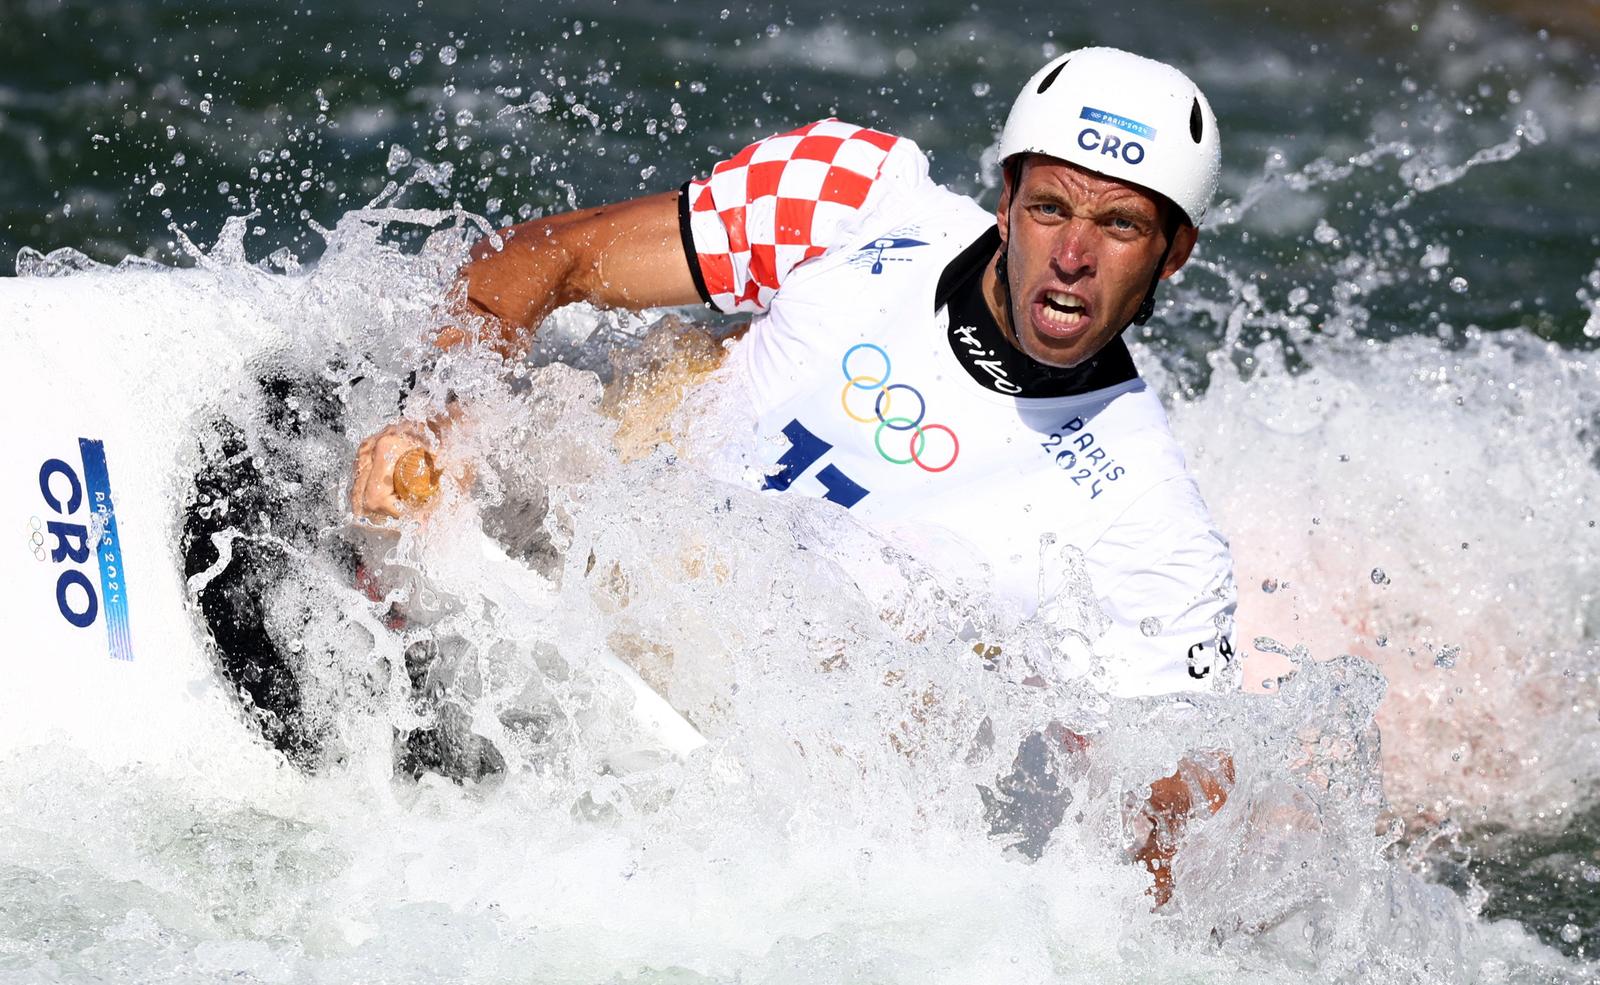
[350,420,439,523]
[1132,752,1234,907]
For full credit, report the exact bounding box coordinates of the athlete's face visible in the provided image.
[992,156,1197,368]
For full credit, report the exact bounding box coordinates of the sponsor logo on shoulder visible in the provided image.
[32,438,134,660]
[848,234,927,275]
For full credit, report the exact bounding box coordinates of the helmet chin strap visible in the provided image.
[995,245,1011,318]
[1132,234,1175,327]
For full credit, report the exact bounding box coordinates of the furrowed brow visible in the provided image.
[1024,185,1070,205]
[1099,203,1157,226]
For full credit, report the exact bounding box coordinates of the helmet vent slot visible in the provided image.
[1190,98,1204,143]
[1036,59,1069,94]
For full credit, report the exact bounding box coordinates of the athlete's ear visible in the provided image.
[1160,224,1199,280]
[996,161,1017,247]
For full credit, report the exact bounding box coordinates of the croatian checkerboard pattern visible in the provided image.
[685,119,904,313]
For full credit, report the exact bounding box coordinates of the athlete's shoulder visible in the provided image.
[1096,473,1230,578]
[680,120,940,313]
[693,119,931,201]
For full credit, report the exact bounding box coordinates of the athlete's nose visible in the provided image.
[1051,218,1097,278]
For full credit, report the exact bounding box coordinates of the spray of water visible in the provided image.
[7,20,1600,974]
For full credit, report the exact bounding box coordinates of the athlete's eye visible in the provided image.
[1033,202,1062,217]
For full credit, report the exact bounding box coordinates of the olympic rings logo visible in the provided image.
[839,343,959,473]
[29,516,46,562]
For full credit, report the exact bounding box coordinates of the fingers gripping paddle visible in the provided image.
[391,448,707,758]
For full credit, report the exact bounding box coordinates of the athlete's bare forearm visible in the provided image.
[353,191,704,522]
[445,190,703,357]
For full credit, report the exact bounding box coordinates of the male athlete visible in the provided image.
[352,47,1235,901]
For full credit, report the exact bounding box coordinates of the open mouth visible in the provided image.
[1037,291,1089,333]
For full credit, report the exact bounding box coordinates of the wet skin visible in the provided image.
[985,156,1199,369]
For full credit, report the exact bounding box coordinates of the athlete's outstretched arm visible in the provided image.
[443,190,703,358]
[353,191,703,522]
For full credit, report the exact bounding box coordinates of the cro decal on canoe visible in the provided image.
[30,437,134,662]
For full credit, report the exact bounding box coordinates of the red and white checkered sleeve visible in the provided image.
[677,119,929,314]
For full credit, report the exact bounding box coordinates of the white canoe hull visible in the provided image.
[3,269,704,772]
[3,271,288,770]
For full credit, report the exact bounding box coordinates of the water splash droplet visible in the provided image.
[1449,276,1469,293]
[1260,578,1279,594]
[1138,616,1163,637]
[385,145,412,173]
[149,182,166,198]
[1371,567,1389,585]
[1433,645,1459,669]
[455,109,474,126]
[1559,923,1582,944]
[439,45,458,66]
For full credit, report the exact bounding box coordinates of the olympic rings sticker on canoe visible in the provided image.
[840,343,960,473]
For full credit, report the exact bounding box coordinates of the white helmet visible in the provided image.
[998,47,1220,225]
